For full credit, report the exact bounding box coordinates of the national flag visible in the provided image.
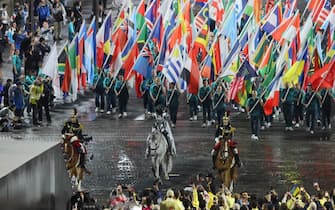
[96,11,112,68]
[188,48,201,94]
[242,0,254,19]
[237,60,257,80]
[195,0,207,7]
[145,0,160,30]
[201,54,212,79]
[134,73,144,98]
[162,44,184,83]
[132,50,153,79]
[262,3,282,34]
[258,40,274,76]
[194,24,209,61]
[228,76,244,101]
[300,14,313,50]
[210,0,224,24]
[61,51,71,93]
[235,80,252,106]
[325,41,335,63]
[137,0,147,44]
[77,20,86,71]
[122,7,137,58]
[122,43,139,79]
[265,0,275,14]
[312,0,326,22]
[251,34,270,67]
[234,0,248,20]
[212,38,222,75]
[283,0,297,19]
[309,60,335,90]
[84,30,95,86]
[282,47,308,85]
[42,43,61,99]
[316,0,331,27]
[222,8,237,46]
[111,37,123,73]
[263,66,284,115]
[254,0,261,23]
[194,3,209,31]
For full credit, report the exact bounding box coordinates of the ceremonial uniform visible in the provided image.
[280,86,295,129]
[320,88,333,129]
[93,71,105,112]
[187,93,198,121]
[140,78,153,114]
[293,86,304,127]
[212,115,241,169]
[114,76,129,118]
[247,93,263,140]
[213,87,226,126]
[198,79,212,127]
[103,76,116,114]
[303,86,320,134]
[149,79,165,111]
[166,84,180,127]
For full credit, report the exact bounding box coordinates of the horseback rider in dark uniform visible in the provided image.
[62,109,92,169]
[212,113,241,169]
[146,105,176,157]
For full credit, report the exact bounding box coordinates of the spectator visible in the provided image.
[68,16,75,42]
[3,79,12,107]
[12,49,22,82]
[29,79,43,126]
[14,28,27,52]
[35,37,51,63]
[52,0,66,41]
[38,78,52,124]
[0,3,10,29]
[160,189,180,210]
[12,81,24,124]
[36,0,51,26]
[5,22,16,57]
[0,23,4,64]
[0,78,3,106]
[72,0,83,32]
[39,21,54,46]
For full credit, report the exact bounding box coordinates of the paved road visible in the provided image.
[0,0,333,207]
[70,89,335,205]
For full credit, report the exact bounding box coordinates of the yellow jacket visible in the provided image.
[29,84,43,105]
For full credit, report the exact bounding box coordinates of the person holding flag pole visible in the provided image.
[198,78,212,128]
[246,90,264,140]
[280,82,295,131]
[302,83,321,134]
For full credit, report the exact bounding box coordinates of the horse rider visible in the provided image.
[212,114,241,169]
[61,113,84,141]
[147,105,176,157]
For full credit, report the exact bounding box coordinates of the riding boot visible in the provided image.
[234,154,241,167]
[163,131,172,155]
[212,155,217,169]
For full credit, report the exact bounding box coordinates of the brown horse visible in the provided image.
[214,140,238,191]
[65,142,88,191]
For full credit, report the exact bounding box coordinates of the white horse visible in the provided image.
[146,127,173,181]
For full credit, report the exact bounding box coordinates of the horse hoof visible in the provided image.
[164,175,169,180]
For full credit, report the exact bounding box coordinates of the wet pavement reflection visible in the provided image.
[74,97,335,205]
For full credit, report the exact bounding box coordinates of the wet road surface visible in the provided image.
[68,91,335,205]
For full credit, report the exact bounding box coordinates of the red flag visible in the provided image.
[61,55,71,93]
[188,49,200,94]
[135,73,143,98]
[122,43,139,79]
[310,60,335,90]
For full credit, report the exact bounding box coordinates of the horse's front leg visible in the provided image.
[152,157,160,179]
[162,156,169,180]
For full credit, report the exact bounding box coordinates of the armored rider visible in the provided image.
[147,105,176,157]
[212,114,241,169]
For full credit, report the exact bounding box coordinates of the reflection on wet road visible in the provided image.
[77,98,335,205]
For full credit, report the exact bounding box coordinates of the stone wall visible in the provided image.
[0,144,72,210]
